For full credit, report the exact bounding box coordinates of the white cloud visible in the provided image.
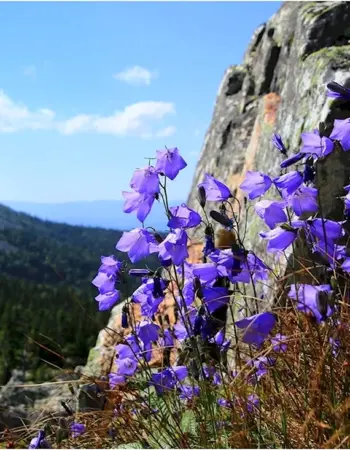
[0,90,175,139]
[194,128,201,137]
[189,150,199,157]
[113,65,157,86]
[23,65,37,79]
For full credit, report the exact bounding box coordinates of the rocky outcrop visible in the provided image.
[84,1,350,383]
[187,1,350,261]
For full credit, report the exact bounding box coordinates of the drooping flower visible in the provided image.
[136,320,160,346]
[254,199,288,229]
[246,394,260,413]
[300,130,334,158]
[271,133,287,155]
[330,118,350,151]
[307,219,345,243]
[273,171,303,196]
[132,278,166,318]
[28,431,51,449]
[235,312,277,347]
[202,286,230,314]
[109,373,126,388]
[342,257,350,272]
[122,190,156,223]
[209,328,231,351]
[198,173,232,201]
[248,356,276,380]
[92,271,116,295]
[116,228,158,263]
[192,263,219,284]
[130,166,160,194]
[150,366,188,395]
[289,186,319,216]
[99,255,122,277]
[95,290,120,311]
[239,171,272,200]
[260,226,298,252]
[288,284,334,322]
[327,81,350,101]
[158,229,188,266]
[155,147,187,180]
[70,422,86,439]
[179,385,200,401]
[246,253,269,282]
[271,333,288,352]
[116,357,138,376]
[167,203,201,229]
[280,152,304,169]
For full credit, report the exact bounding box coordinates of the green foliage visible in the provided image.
[0,204,158,384]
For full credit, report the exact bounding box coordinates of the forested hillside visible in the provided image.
[0,204,158,385]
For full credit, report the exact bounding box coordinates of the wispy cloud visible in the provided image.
[0,90,175,139]
[23,65,37,79]
[113,65,157,86]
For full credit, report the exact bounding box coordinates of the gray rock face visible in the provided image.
[187,1,350,257]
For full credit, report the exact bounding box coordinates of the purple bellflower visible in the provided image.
[280,152,304,169]
[271,133,287,155]
[300,130,334,158]
[289,186,319,216]
[288,284,334,322]
[254,200,288,229]
[136,320,160,346]
[235,312,277,347]
[155,147,187,180]
[28,431,51,449]
[158,229,188,266]
[130,166,160,195]
[273,171,303,196]
[122,190,156,223]
[260,226,298,252]
[198,173,232,201]
[95,290,120,311]
[116,228,158,263]
[71,423,86,439]
[330,118,350,151]
[109,373,126,388]
[271,333,288,352]
[167,203,201,229]
[239,171,272,200]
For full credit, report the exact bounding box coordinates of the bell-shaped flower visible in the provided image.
[155,147,187,180]
[330,118,350,151]
[260,226,298,253]
[122,191,156,223]
[280,152,304,169]
[254,200,288,229]
[198,173,232,201]
[289,186,319,216]
[158,229,188,266]
[130,166,160,194]
[288,284,334,322]
[167,203,201,229]
[95,290,120,311]
[273,171,303,196]
[116,228,158,263]
[300,130,334,158]
[240,171,272,200]
[235,312,277,347]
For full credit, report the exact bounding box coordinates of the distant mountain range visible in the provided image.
[1,199,183,231]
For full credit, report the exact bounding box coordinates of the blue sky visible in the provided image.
[0,1,281,203]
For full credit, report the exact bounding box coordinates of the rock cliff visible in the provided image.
[187,1,350,259]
